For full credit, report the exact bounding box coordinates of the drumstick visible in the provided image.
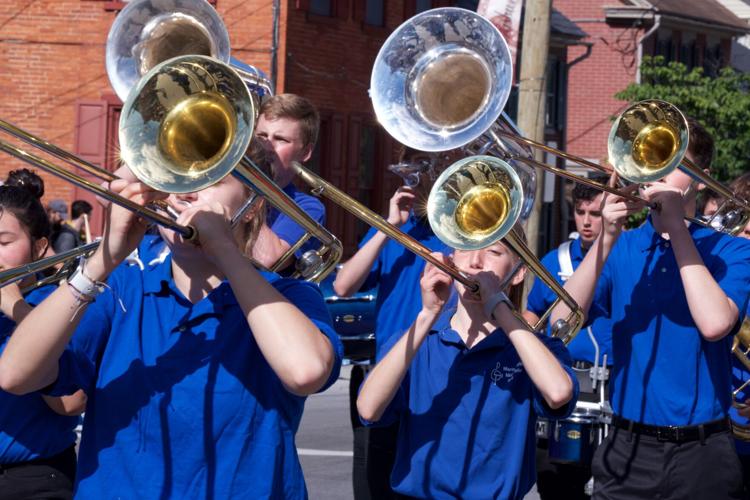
[83,213,92,244]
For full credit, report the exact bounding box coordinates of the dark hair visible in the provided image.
[686,117,714,170]
[731,172,750,203]
[572,174,608,205]
[259,94,320,149]
[71,200,93,219]
[5,168,45,198]
[0,170,51,250]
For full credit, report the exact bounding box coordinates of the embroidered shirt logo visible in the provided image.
[490,361,523,384]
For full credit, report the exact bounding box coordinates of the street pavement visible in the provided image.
[296,366,541,499]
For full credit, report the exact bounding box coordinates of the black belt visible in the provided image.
[613,416,730,443]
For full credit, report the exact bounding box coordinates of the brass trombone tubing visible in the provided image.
[0,241,100,290]
[291,161,478,292]
[503,231,584,343]
[0,139,195,239]
[234,158,342,282]
[0,119,117,183]
[488,127,649,207]
[293,160,584,337]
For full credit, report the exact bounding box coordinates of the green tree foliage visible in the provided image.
[616,56,750,183]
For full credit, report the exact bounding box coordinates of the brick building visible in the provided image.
[555,0,748,165]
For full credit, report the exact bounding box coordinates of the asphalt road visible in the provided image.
[296,366,542,499]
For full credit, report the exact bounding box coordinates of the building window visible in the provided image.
[309,0,333,16]
[365,0,385,26]
[655,36,673,63]
[704,43,723,77]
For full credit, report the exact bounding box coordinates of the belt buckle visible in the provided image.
[656,425,680,442]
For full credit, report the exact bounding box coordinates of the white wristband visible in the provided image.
[483,291,512,321]
[67,262,105,300]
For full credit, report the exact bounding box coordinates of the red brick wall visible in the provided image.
[0,0,113,204]
[554,0,644,164]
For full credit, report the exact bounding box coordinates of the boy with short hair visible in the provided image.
[252,94,325,269]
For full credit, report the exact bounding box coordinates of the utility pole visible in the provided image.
[516,0,551,256]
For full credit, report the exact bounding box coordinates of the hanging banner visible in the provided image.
[476,0,523,66]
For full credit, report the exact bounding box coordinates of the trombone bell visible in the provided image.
[136,12,217,76]
[608,100,689,183]
[106,0,230,101]
[428,156,521,250]
[120,55,255,194]
[455,183,510,237]
[412,48,491,130]
[632,122,680,174]
[159,92,236,176]
[370,7,512,152]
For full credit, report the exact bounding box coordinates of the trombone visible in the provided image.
[0,55,341,282]
[0,242,101,293]
[609,100,750,234]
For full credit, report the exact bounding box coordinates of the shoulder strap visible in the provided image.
[557,240,575,281]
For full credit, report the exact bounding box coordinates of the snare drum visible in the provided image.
[548,403,604,466]
[319,272,377,365]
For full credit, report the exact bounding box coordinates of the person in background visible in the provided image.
[252,93,325,272]
[357,229,578,499]
[52,200,92,253]
[45,199,67,251]
[0,169,86,500]
[524,176,612,500]
[333,146,458,499]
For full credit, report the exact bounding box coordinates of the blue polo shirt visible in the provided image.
[590,218,750,426]
[366,306,578,499]
[135,232,169,268]
[0,284,79,464]
[267,183,325,258]
[49,257,342,498]
[527,238,613,365]
[361,214,449,359]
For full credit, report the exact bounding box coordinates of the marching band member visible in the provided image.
[524,177,612,500]
[334,146,453,499]
[252,93,326,270]
[357,229,578,499]
[551,118,750,499]
[0,148,343,497]
[0,170,85,500]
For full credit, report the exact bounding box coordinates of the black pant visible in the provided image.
[0,445,76,500]
[592,426,743,500]
[350,365,400,500]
